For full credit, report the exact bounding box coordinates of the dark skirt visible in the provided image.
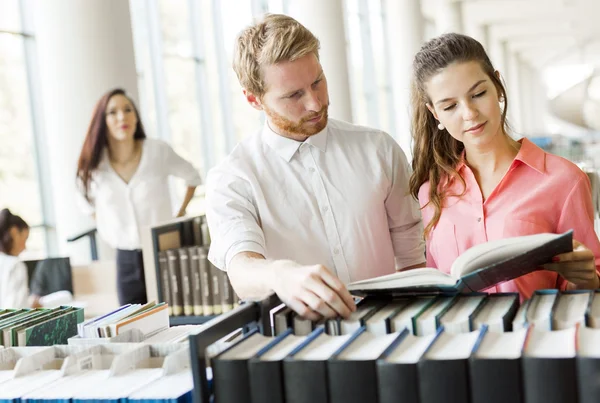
[116,249,148,305]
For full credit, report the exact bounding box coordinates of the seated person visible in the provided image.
[0,209,41,308]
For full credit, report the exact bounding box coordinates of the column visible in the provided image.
[466,23,489,51]
[384,0,425,158]
[506,50,524,135]
[287,0,353,122]
[435,0,464,35]
[33,0,139,264]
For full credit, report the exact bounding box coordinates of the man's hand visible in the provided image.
[269,260,356,321]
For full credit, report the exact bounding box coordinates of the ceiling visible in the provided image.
[420,0,600,70]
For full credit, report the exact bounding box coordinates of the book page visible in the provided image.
[525,328,576,358]
[553,292,590,330]
[440,295,486,332]
[338,332,400,361]
[218,333,273,360]
[587,293,600,328]
[385,333,437,364]
[390,297,435,333]
[577,326,600,357]
[475,328,528,359]
[260,335,308,361]
[365,301,409,336]
[424,331,480,360]
[473,295,517,332]
[347,268,456,291]
[294,333,353,361]
[526,293,557,330]
[416,297,453,336]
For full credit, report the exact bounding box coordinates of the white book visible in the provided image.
[414,297,454,336]
[337,331,401,361]
[526,292,557,331]
[524,327,576,358]
[472,295,518,333]
[577,326,600,357]
[474,328,528,359]
[440,295,486,333]
[586,292,600,328]
[384,332,438,364]
[389,297,435,334]
[553,292,591,330]
[128,369,193,401]
[423,330,481,361]
[365,301,410,336]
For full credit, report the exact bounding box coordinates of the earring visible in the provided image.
[437,122,445,130]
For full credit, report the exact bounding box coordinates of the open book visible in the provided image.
[348,231,573,296]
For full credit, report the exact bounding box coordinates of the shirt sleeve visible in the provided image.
[1,261,30,308]
[556,173,600,288]
[384,135,426,269]
[162,142,203,187]
[205,166,266,270]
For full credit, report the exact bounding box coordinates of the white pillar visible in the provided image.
[384,0,425,158]
[287,0,353,122]
[519,63,536,136]
[506,51,524,135]
[33,0,139,264]
[466,24,489,51]
[435,0,464,35]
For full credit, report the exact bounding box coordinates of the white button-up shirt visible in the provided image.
[78,138,202,250]
[205,119,425,284]
[0,252,29,308]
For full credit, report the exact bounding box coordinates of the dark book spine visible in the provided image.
[166,249,183,316]
[210,262,222,315]
[181,219,195,247]
[248,360,285,403]
[469,358,523,403]
[212,359,252,403]
[418,358,470,403]
[377,361,420,403]
[158,251,172,315]
[283,360,328,403]
[199,247,213,315]
[192,216,203,246]
[328,360,378,403]
[522,357,577,403]
[188,246,203,316]
[177,248,193,316]
[577,357,600,403]
[201,217,211,247]
[220,270,234,313]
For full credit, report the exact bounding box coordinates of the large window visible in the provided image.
[0,0,50,259]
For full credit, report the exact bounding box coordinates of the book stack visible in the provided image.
[68,302,203,345]
[0,342,193,402]
[202,289,600,403]
[0,306,84,347]
[143,215,239,326]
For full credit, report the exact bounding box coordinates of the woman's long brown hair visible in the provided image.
[76,88,146,202]
[408,33,510,237]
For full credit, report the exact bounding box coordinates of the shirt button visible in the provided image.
[333,248,340,255]
[309,167,315,173]
[477,217,482,222]
[323,206,329,213]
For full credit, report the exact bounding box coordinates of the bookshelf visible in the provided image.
[142,215,236,327]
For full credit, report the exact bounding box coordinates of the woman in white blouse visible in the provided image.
[0,209,37,308]
[76,88,202,305]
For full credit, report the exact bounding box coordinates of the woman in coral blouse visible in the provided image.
[408,33,600,300]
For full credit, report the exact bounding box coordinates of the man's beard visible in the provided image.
[263,104,329,139]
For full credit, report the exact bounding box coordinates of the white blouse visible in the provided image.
[0,252,29,308]
[78,138,202,250]
[206,119,425,284]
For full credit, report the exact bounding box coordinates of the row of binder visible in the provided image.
[158,246,238,317]
[273,289,600,338]
[210,293,600,403]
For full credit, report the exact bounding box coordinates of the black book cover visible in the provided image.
[376,328,424,403]
[577,356,600,403]
[165,249,183,316]
[522,356,577,403]
[469,327,523,403]
[418,330,473,403]
[283,328,330,403]
[177,248,193,316]
[248,329,295,403]
[188,246,203,315]
[157,251,172,314]
[198,247,213,315]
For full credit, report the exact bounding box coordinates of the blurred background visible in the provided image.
[1,0,599,266]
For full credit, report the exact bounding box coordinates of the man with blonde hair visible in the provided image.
[206,14,425,320]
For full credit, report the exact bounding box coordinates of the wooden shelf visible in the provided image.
[169,315,218,326]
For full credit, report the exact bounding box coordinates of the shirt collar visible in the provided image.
[454,137,546,174]
[262,121,328,162]
[514,137,546,174]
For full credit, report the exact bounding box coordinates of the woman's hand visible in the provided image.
[542,240,599,289]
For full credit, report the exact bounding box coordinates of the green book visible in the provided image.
[0,309,50,346]
[15,306,84,347]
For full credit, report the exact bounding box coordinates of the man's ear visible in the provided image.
[425,102,439,121]
[243,89,263,111]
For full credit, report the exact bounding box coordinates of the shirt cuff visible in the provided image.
[224,241,266,270]
[185,176,203,187]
